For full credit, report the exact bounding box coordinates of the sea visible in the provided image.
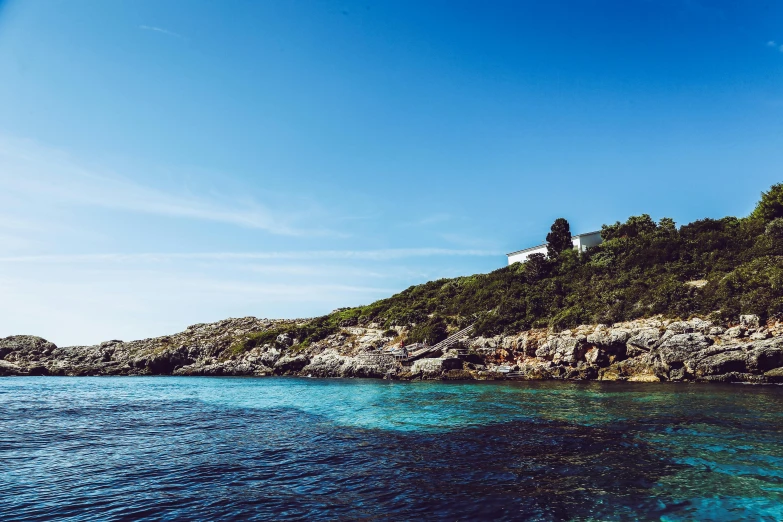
[1,377,782,521]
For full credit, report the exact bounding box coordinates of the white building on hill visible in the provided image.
[506,231,603,265]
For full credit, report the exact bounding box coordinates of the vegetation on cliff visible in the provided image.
[229,184,783,352]
[334,184,783,338]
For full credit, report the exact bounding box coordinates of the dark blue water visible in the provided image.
[1,378,782,521]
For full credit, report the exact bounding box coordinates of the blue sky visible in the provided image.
[0,0,781,345]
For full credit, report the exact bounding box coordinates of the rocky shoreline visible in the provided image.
[2,315,783,383]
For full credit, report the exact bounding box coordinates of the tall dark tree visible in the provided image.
[546,218,572,258]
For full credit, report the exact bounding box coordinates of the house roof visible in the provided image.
[506,230,601,257]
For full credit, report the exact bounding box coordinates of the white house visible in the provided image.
[506,230,602,265]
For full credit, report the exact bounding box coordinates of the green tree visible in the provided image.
[752,183,783,222]
[524,252,550,281]
[601,214,657,240]
[658,217,676,233]
[546,218,572,258]
[407,317,447,345]
[766,218,783,239]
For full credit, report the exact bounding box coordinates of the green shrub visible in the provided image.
[290,183,783,336]
[752,183,783,222]
[407,317,448,345]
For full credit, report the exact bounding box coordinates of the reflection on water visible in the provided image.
[1,377,782,520]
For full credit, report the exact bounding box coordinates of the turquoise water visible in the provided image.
[1,377,782,520]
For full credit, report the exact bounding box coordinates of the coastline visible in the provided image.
[3,314,783,384]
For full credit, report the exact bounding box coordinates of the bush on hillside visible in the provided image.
[312,183,783,338]
[406,317,448,345]
[752,183,783,222]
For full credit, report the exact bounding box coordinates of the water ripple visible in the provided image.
[1,377,782,520]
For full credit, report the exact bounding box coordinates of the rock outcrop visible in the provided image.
[3,314,783,383]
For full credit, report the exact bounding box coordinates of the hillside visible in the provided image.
[318,183,783,343]
[2,183,783,383]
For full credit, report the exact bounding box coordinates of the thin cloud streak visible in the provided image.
[0,136,335,237]
[0,248,502,264]
[139,25,185,39]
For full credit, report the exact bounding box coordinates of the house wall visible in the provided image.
[507,232,603,265]
[507,245,548,265]
[572,232,602,252]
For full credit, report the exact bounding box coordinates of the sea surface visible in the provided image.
[1,377,782,521]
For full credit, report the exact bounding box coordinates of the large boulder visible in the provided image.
[410,357,462,379]
[740,315,760,329]
[0,335,57,361]
[599,353,664,382]
[258,348,282,367]
[0,360,24,376]
[626,328,663,353]
[536,334,588,365]
[273,354,310,374]
[276,333,294,347]
[341,355,397,378]
[514,360,556,380]
[764,367,783,383]
[587,327,630,356]
[655,333,713,368]
[302,351,348,377]
[689,348,749,378]
[747,341,783,373]
[130,348,194,374]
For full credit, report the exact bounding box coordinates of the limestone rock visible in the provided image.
[587,328,630,356]
[656,333,713,367]
[740,315,760,328]
[725,326,746,339]
[627,329,662,351]
[274,354,310,374]
[0,335,57,361]
[764,367,783,382]
[410,357,462,378]
[0,360,24,376]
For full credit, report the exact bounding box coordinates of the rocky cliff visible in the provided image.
[3,314,783,383]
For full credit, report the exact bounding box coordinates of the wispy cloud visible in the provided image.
[139,25,185,40]
[0,248,501,264]
[417,213,452,225]
[0,136,335,237]
[0,272,396,345]
[766,40,783,52]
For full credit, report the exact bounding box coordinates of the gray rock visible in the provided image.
[656,333,713,367]
[302,351,347,377]
[666,321,694,335]
[587,329,630,355]
[691,349,749,377]
[627,328,662,351]
[274,354,310,373]
[725,326,746,339]
[410,357,462,378]
[548,335,588,365]
[0,335,58,361]
[0,360,24,376]
[740,315,760,328]
[276,333,294,347]
[764,367,783,382]
[708,326,726,336]
[747,342,783,373]
[584,347,603,366]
